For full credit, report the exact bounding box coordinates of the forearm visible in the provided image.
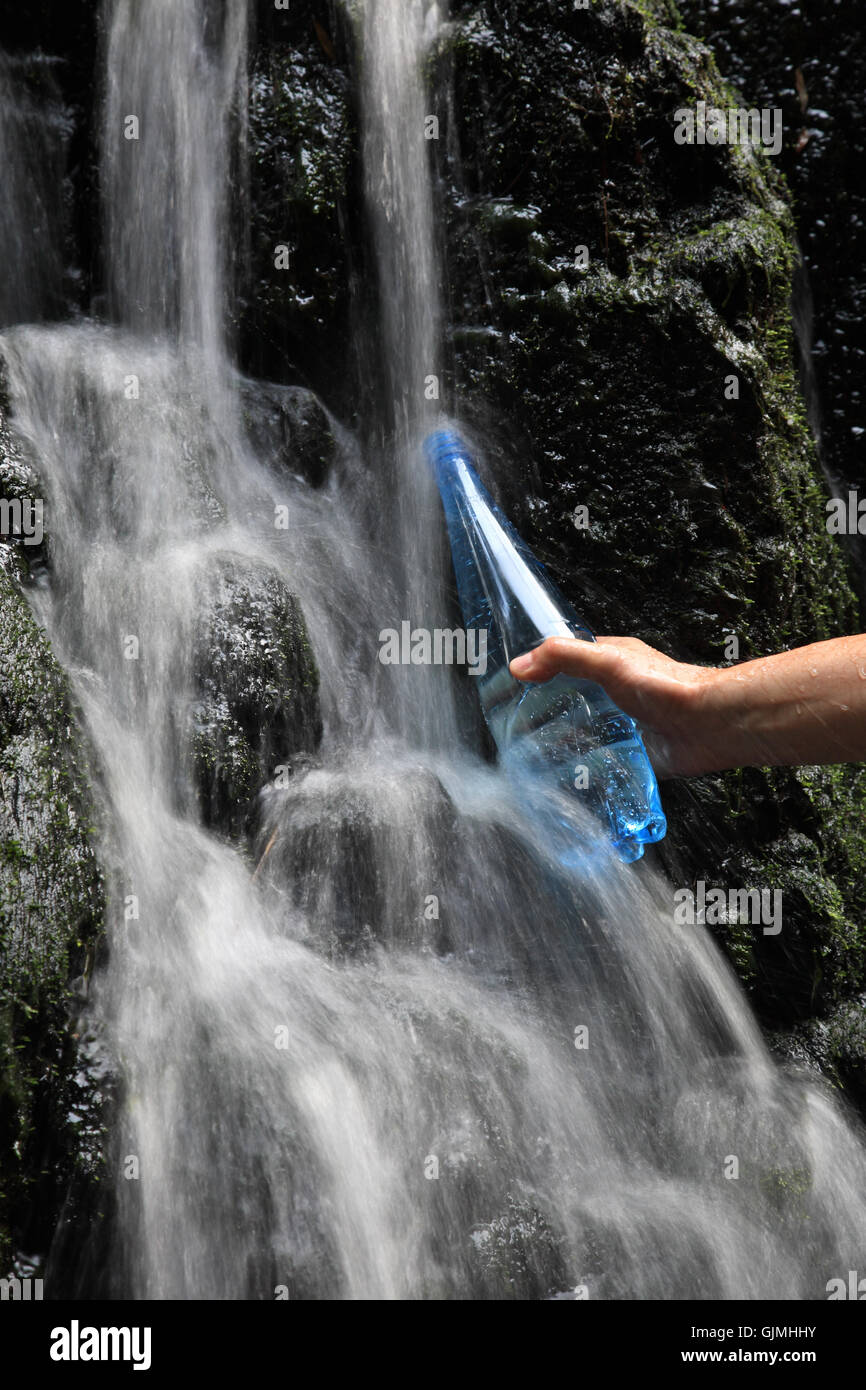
[687,636,866,773]
[509,632,866,778]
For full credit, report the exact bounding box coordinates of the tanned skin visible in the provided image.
[509,634,866,778]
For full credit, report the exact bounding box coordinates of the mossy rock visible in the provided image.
[192,554,322,838]
[470,1195,569,1300]
[769,992,866,1118]
[0,544,105,1274]
[676,0,866,600]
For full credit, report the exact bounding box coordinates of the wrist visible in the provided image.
[667,664,747,776]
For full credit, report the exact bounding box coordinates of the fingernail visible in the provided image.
[510,654,533,675]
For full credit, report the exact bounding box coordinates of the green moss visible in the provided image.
[631,0,683,27]
[759,1164,812,1222]
[0,560,105,1273]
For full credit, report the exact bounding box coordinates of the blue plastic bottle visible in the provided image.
[424,428,666,863]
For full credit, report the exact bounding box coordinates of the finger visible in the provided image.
[509,636,618,683]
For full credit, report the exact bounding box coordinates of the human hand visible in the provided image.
[510,632,866,776]
[509,636,715,778]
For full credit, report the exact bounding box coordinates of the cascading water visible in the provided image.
[102,0,248,366]
[2,0,866,1298]
[356,0,456,748]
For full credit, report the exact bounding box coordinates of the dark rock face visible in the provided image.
[673,0,866,1084]
[0,402,105,1273]
[0,52,70,328]
[0,1,100,322]
[433,0,866,1054]
[769,990,866,1119]
[438,0,848,656]
[241,1,358,404]
[677,0,866,598]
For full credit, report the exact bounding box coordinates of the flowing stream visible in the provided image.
[2,0,866,1299]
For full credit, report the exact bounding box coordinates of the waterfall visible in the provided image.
[359,0,442,445]
[356,0,456,748]
[1,0,866,1298]
[102,0,248,365]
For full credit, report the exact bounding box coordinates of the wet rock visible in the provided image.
[470,1195,569,1300]
[256,760,456,956]
[192,554,322,838]
[239,377,338,489]
[0,3,99,320]
[769,991,866,1119]
[677,0,866,598]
